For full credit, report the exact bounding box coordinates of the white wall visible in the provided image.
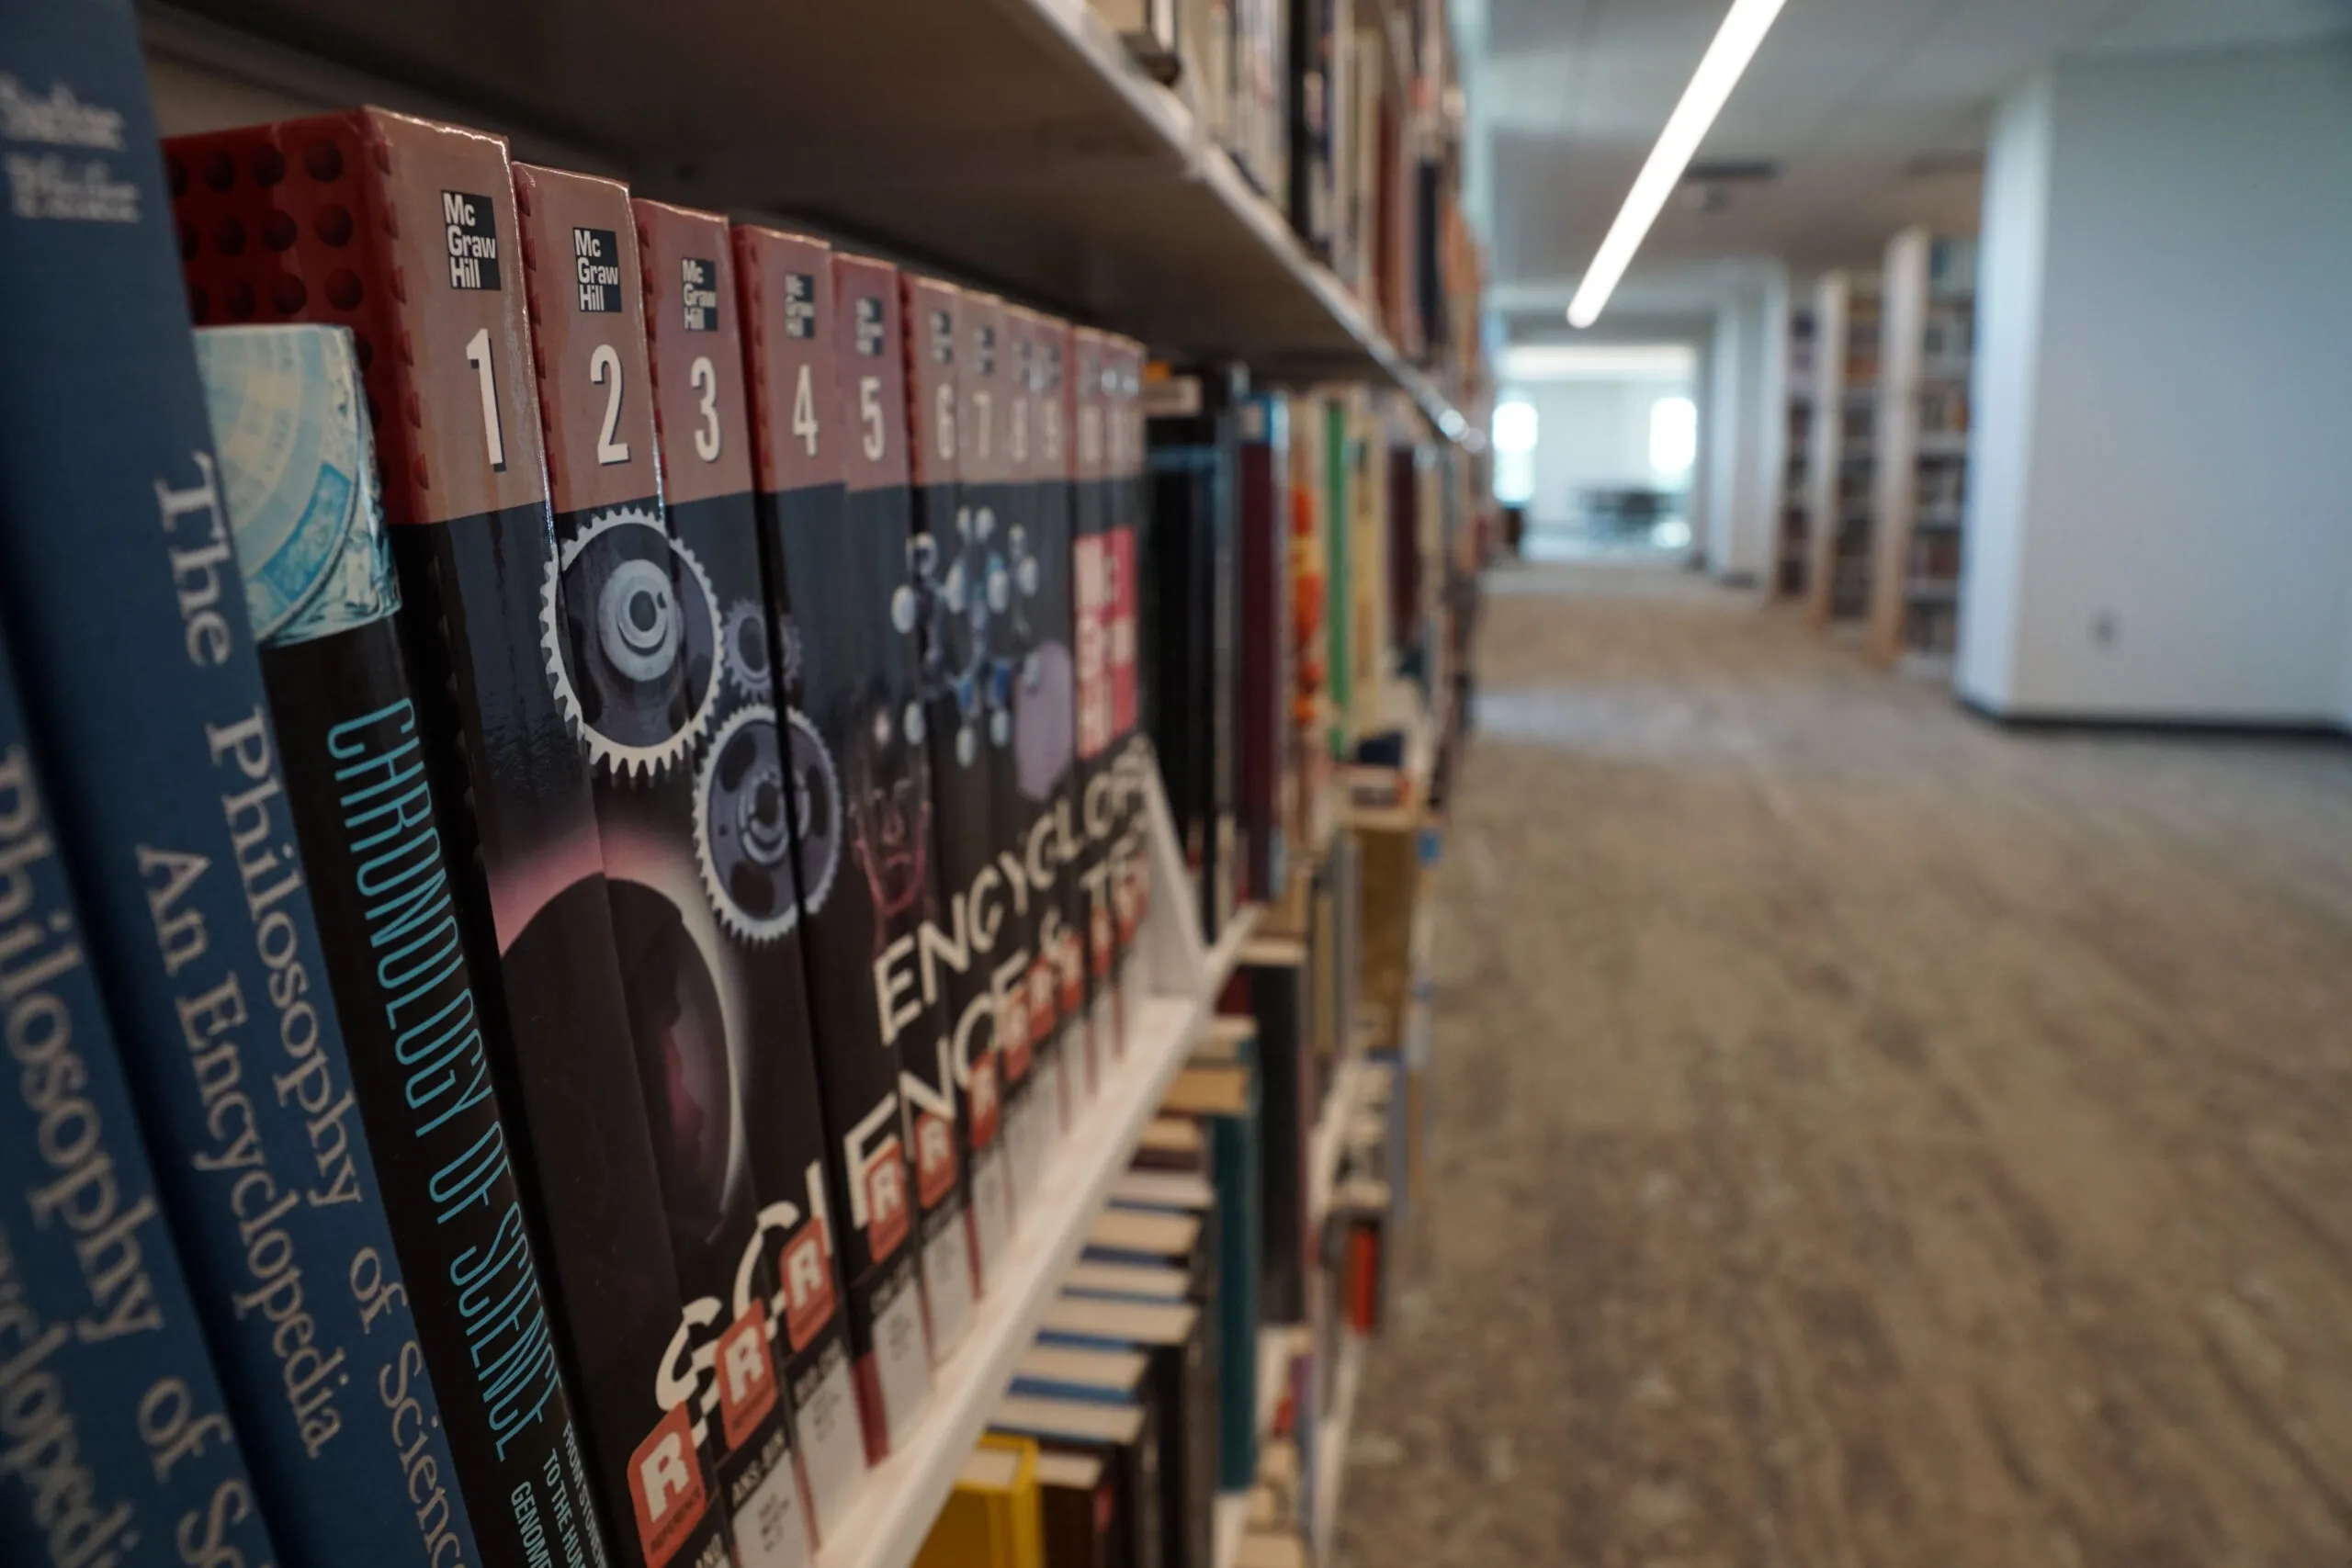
[1958,46,2352,722]
[1702,264,1789,583]
[1509,376,1691,530]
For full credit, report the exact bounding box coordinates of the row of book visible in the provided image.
[915,1029,1261,1568]
[1093,0,1483,382]
[1,10,1170,1568]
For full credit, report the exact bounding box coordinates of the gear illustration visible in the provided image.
[902,503,1036,768]
[774,612,805,696]
[693,703,844,940]
[540,506,722,781]
[721,601,773,701]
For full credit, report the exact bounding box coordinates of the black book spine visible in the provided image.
[199,322,601,1568]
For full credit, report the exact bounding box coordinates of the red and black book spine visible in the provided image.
[633,197,869,1549]
[1068,328,1120,1080]
[170,109,704,1568]
[892,274,982,1354]
[515,162,806,1568]
[730,230,932,1461]
[1007,308,1083,1162]
[1103,338,1158,980]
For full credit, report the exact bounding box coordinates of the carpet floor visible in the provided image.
[1333,562,2352,1568]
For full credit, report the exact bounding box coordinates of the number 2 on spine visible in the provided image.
[465,326,506,472]
[591,344,631,466]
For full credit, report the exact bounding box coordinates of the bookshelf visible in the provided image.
[136,0,1475,437]
[1800,270,1883,632]
[1775,305,1818,600]
[1864,228,1976,672]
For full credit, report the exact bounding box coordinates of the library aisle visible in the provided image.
[1339,565,2352,1567]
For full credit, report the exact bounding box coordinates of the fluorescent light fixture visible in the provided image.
[1502,343,1698,382]
[1566,0,1790,329]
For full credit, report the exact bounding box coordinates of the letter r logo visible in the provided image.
[781,1224,837,1351]
[715,1302,779,1452]
[628,1404,707,1568]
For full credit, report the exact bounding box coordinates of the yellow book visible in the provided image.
[914,1434,1045,1568]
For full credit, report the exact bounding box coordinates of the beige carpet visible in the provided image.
[1334,564,2352,1568]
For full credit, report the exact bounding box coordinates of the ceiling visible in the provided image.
[1465,0,2352,325]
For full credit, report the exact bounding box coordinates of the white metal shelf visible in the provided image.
[810,896,1261,1568]
[138,0,1467,434]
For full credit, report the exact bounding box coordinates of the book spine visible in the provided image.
[947,289,1020,1281]
[1020,315,1085,1149]
[1234,398,1291,905]
[1068,332,1118,1083]
[515,162,803,1568]
[0,619,279,1568]
[198,321,608,1568]
[732,230,932,1461]
[895,276,982,1359]
[634,200,868,1552]
[986,305,1051,1221]
[1,38,481,1568]
[1102,342,1153,1007]
[168,107,700,1568]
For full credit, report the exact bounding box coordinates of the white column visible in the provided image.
[1958,46,2352,722]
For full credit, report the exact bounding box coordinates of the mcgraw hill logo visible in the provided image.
[854,296,886,357]
[784,272,816,339]
[681,257,719,332]
[443,190,501,289]
[927,309,953,366]
[573,227,622,312]
[975,323,997,378]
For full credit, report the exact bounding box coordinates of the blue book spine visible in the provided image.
[0,620,280,1568]
[0,7,480,1568]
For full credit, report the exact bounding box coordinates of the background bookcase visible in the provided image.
[1774,304,1818,601]
[119,6,1483,1568]
[1800,270,1882,631]
[1865,228,1977,673]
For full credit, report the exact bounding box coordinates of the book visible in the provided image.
[989,303,1057,1214]
[1286,0,1343,262]
[898,274,998,1326]
[167,107,696,1568]
[12,56,481,1568]
[1038,1293,1207,1568]
[1241,960,1311,1325]
[1023,316,1088,1119]
[514,162,810,1568]
[1141,365,1236,942]
[1034,1449,1114,1568]
[633,197,868,1547]
[1060,1261,1191,1303]
[1102,339,1155,1015]
[730,227,931,1460]
[1082,1208,1199,1264]
[198,320,609,1568]
[0,615,279,1568]
[1068,329,1118,1084]
[913,1436,1044,1568]
[1234,395,1293,908]
[1016,1345,1148,1393]
[989,1396,1158,1568]
[956,288,1026,1264]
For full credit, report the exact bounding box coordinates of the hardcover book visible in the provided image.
[633,197,868,1548]
[1100,339,1154,1021]
[1022,314,1087,1124]
[167,108,701,1568]
[1234,396,1293,908]
[198,321,607,1568]
[988,302,1053,1214]
[0,617,279,1568]
[731,227,931,1459]
[989,1395,1159,1568]
[14,54,479,1568]
[1033,1449,1114,1568]
[897,273,989,1338]
[514,162,811,1568]
[1068,330,1118,1080]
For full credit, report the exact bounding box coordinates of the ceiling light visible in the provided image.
[1566,0,1790,329]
